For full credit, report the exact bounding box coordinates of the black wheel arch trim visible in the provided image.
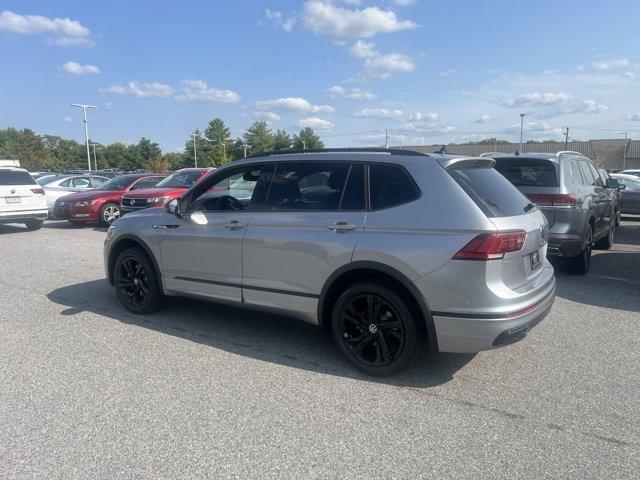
[318,260,438,352]
[108,234,163,291]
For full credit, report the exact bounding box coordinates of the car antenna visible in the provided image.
[433,145,447,154]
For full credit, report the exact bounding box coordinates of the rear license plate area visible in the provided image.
[530,250,541,269]
[5,197,20,204]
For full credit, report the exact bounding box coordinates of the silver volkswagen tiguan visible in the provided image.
[104,149,556,375]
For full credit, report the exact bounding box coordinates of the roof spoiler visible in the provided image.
[437,156,495,170]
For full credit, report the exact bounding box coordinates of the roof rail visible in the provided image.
[478,152,507,157]
[247,147,430,159]
[556,151,585,157]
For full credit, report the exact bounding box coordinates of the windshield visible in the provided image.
[96,175,137,190]
[155,170,205,188]
[37,175,60,185]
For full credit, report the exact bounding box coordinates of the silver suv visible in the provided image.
[491,152,617,274]
[104,149,555,375]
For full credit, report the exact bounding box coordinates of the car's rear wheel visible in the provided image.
[100,202,121,227]
[24,219,43,231]
[594,220,614,250]
[568,225,592,275]
[114,247,164,314]
[331,282,423,376]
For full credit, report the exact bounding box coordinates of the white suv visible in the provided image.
[0,162,48,230]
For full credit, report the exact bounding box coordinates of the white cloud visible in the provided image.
[348,40,415,78]
[354,108,404,119]
[175,79,240,103]
[439,68,458,77]
[326,85,376,100]
[408,112,438,121]
[60,61,100,75]
[628,114,640,121]
[498,92,574,108]
[471,114,492,123]
[298,117,335,130]
[101,81,174,98]
[392,0,415,5]
[254,111,281,121]
[623,72,635,79]
[0,10,93,46]
[575,99,608,114]
[254,97,335,114]
[592,58,629,70]
[262,8,295,32]
[301,1,418,39]
[63,116,73,123]
[503,122,562,135]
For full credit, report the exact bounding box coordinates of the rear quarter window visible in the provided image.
[369,164,420,210]
[0,170,36,185]
[449,167,531,218]
[493,158,558,187]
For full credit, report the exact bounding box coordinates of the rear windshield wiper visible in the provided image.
[524,202,536,212]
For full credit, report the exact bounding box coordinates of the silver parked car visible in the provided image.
[40,174,108,216]
[490,151,617,274]
[104,149,555,375]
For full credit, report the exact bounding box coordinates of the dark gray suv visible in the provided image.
[490,151,617,274]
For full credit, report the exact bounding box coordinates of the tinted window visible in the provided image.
[578,161,595,185]
[449,167,531,218]
[130,176,164,190]
[72,177,92,188]
[265,162,349,211]
[59,178,72,187]
[569,161,584,185]
[156,170,206,188]
[0,170,36,185]
[188,166,265,212]
[369,164,420,210]
[96,175,140,190]
[340,164,365,210]
[587,162,603,186]
[494,158,558,187]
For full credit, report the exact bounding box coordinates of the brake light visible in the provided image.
[30,188,45,195]
[453,230,527,260]
[526,193,578,206]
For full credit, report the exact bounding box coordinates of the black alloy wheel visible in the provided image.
[114,248,163,313]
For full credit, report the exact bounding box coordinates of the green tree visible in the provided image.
[0,128,50,171]
[243,121,274,155]
[230,138,247,161]
[183,129,207,168]
[273,129,292,151]
[292,127,324,150]
[162,152,186,171]
[204,118,232,165]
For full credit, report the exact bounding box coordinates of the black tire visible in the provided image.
[594,221,614,250]
[331,282,424,376]
[568,225,592,275]
[114,247,164,314]
[100,202,121,227]
[24,219,44,231]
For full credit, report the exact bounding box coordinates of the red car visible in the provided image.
[53,173,166,226]
[120,168,212,215]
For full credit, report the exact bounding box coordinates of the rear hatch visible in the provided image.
[445,159,549,290]
[493,157,559,227]
[0,169,45,213]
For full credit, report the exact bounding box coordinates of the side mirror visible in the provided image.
[165,198,181,217]
[605,178,619,189]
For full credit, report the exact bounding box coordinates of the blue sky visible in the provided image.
[1,0,639,151]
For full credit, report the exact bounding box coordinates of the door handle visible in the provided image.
[328,221,357,232]
[152,224,180,229]
[225,220,246,230]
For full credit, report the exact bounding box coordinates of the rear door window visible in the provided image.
[569,161,585,185]
[587,162,603,186]
[493,158,558,187]
[369,164,420,210]
[578,161,596,186]
[449,167,531,218]
[0,170,36,185]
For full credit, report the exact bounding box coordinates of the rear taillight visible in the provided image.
[453,230,527,260]
[30,188,45,195]
[526,193,578,206]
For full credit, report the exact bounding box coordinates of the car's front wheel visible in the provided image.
[331,282,423,376]
[568,225,592,275]
[100,202,121,227]
[114,247,164,314]
[594,220,614,250]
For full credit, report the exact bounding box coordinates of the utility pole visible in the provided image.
[564,127,570,150]
[191,132,198,168]
[618,131,628,170]
[243,145,248,158]
[90,142,99,171]
[302,140,307,150]
[384,129,389,148]
[519,113,525,153]
[70,104,97,171]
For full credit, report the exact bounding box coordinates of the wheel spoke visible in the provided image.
[345,304,367,326]
[377,331,392,363]
[350,333,376,355]
[122,259,135,277]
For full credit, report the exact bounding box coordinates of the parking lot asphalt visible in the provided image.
[0,219,638,479]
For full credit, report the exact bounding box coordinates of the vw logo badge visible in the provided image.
[10,189,15,194]
[131,199,136,205]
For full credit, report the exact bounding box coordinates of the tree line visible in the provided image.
[0,119,324,172]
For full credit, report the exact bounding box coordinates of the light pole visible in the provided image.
[519,113,525,153]
[191,132,198,168]
[71,104,97,171]
[90,141,100,171]
[302,140,307,150]
[618,131,628,170]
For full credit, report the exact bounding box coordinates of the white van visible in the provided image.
[0,165,48,230]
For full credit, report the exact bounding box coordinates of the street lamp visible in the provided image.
[90,141,100,171]
[519,113,525,153]
[618,131,628,170]
[191,132,199,168]
[70,104,97,171]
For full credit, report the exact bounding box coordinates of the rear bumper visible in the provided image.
[547,233,583,257]
[433,279,556,353]
[0,209,48,223]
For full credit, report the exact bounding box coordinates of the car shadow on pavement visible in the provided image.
[47,279,474,388]
[0,224,27,235]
